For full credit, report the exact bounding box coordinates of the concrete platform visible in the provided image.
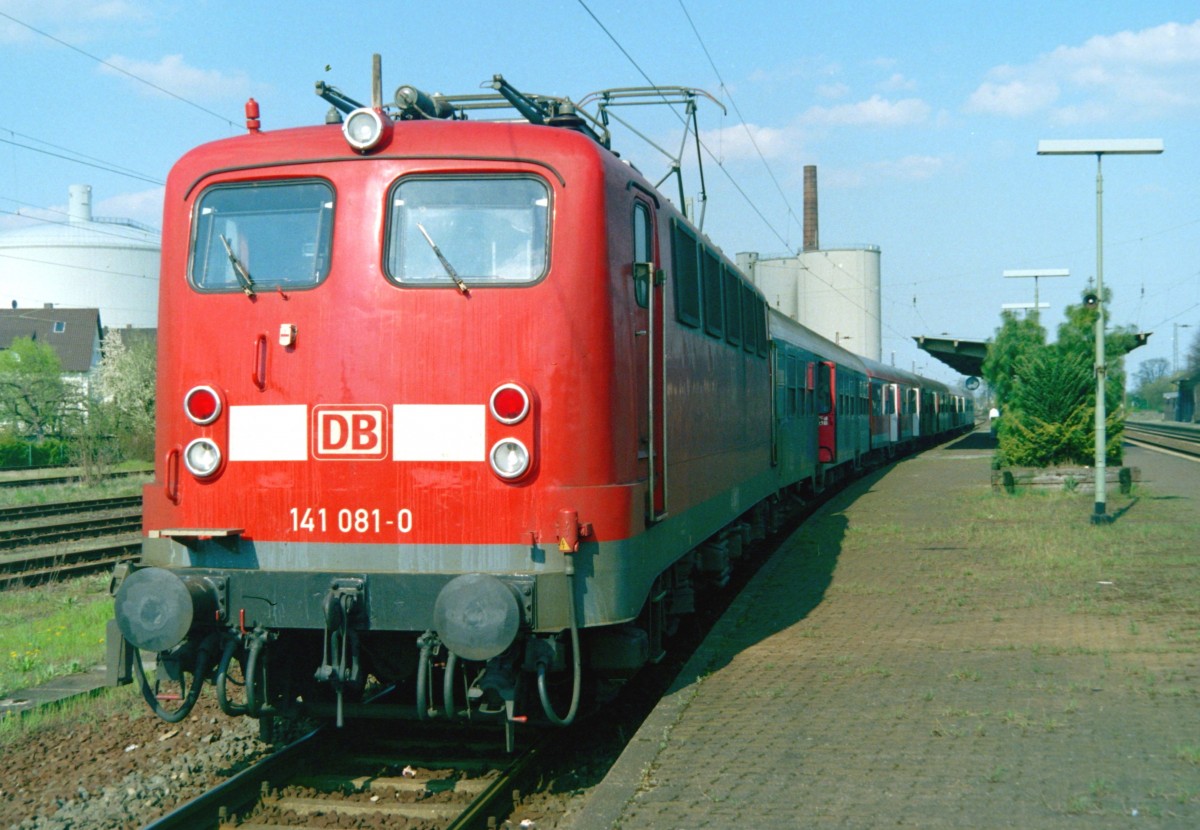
[565,435,1199,829]
[0,664,109,719]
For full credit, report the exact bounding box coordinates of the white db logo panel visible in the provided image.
[312,405,388,460]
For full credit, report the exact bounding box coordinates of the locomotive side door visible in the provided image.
[633,198,667,522]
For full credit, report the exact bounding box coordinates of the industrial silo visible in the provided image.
[736,167,882,362]
[0,185,160,328]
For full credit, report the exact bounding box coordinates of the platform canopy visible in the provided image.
[914,335,987,378]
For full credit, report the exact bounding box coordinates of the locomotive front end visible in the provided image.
[108,83,636,745]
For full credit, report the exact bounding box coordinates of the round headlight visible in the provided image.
[343,108,386,151]
[183,438,222,478]
[489,438,530,480]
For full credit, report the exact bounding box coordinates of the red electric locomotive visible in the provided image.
[110,63,971,745]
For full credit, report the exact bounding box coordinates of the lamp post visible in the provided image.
[1037,139,1163,525]
[1002,269,1069,324]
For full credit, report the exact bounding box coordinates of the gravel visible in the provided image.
[2,690,275,830]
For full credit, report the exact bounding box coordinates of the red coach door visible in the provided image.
[817,361,836,464]
[633,198,667,522]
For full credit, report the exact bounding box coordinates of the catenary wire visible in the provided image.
[0,10,236,129]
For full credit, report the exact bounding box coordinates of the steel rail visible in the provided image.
[0,536,141,588]
[0,510,142,551]
[0,494,142,522]
[0,468,151,489]
[141,726,325,830]
[1124,421,1200,458]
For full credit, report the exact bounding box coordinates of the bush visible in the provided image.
[0,436,71,469]
[994,348,1123,468]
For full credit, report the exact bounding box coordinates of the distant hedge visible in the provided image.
[0,437,71,469]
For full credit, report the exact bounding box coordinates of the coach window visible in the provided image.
[786,355,799,417]
[386,176,549,286]
[190,179,333,292]
[817,363,832,415]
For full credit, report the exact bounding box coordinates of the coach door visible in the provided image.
[634,199,667,522]
[817,361,835,463]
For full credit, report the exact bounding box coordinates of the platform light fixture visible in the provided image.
[1002,269,1069,324]
[1037,139,1163,525]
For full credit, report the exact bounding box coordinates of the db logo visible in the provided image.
[312,405,388,460]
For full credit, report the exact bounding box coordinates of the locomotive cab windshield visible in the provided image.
[386,176,550,286]
[190,179,335,292]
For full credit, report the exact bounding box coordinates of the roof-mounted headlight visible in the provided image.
[342,107,391,152]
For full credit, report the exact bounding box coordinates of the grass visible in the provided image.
[0,474,151,697]
[0,469,149,509]
[858,483,1200,628]
[0,573,114,698]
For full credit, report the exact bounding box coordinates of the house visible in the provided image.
[0,305,104,387]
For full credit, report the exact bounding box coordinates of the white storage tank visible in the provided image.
[0,185,160,328]
[738,245,882,362]
[736,166,882,362]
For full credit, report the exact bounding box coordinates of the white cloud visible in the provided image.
[965,76,1060,117]
[96,187,164,229]
[99,53,251,101]
[801,95,931,127]
[965,19,1200,122]
[0,1,150,43]
[816,82,850,100]
[827,155,945,188]
[700,123,796,162]
[879,73,917,93]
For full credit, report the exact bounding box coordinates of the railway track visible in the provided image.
[0,537,141,588]
[0,494,142,522]
[1124,420,1200,458]
[0,496,144,586]
[0,467,151,489]
[145,719,549,830]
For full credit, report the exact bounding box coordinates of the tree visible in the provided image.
[981,309,1046,412]
[1131,357,1172,412]
[988,288,1130,468]
[0,337,75,439]
[82,331,157,464]
[1188,326,1200,375]
[999,349,1095,466]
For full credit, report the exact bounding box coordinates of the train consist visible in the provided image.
[109,64,973,746]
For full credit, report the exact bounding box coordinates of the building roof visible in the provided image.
[0,307,103,372]
[913,335,987,377]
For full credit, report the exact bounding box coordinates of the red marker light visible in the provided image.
[489,384,529,424]
[184,386,222,425]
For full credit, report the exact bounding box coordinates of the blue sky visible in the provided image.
[2,1,1198,383]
